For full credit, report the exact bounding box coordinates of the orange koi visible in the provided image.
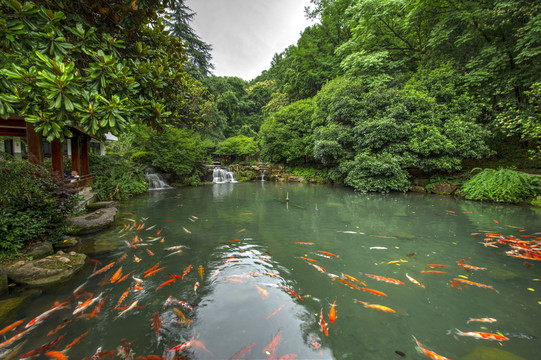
[354,299,396,313]
[117,272,132,283]
[279,354,298,360]
[152,312,162,343]
[182,265,193,279]
[333,278,361,290]
[156,278,176,291]
[263,328,283,357]
[329,300,337,323]
[0,319,24,336]
[47,319,71,336]
[281,285,303,301]
[118,253,127,262]
[467,317,497,324]
[412,336,450,360]
[45,351,69,360]
[110,266,123,283]
[254,284,268,299]
[295,242,315,245]
[114,288,131,309]
[143,262,161,275]
[364,273,405,285]
[319,309,328,336]
[134,235,139,243]
[0,327,32,349]
[266,304,285,320]
[452,278,499,293]
[342,273,363,284]
[360,287,388,297]
[144,267,165,278]
[19,334,64,358]
[88,261,115,278]
[157,230,162,236]
[296,256,317,262]
[317,250,339,258]
[445,210,455,214]
[210,269,220,279]
[427,264,448,268]
[136,224,142,230]
[455,329,508,341]
[64,329,91,350]
[146,249,155,256]
[458,263,486,271]
[90,295,108,318]
[493,219,499,224]
[406,273,425,288]
[231,342,256,360]
[421,270,447,274]
[449,280,462,290]
[456,257,471,264]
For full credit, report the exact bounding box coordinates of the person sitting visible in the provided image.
[70,170,79,182]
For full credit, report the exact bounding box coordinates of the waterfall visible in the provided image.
[145,172,173,190]
[212,167,238,184]
[260,169,266,182]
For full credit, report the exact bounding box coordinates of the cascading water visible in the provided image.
[212,167,238,183]
[145,171,173,190]
[260,169,266,182]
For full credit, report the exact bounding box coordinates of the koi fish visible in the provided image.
[254,284,268,299]
[194,282,200,294]
[266,304,285,320]
[427,264,448,268]
[146,249,155,256]
[164,245,186,251]
[26,301,69,329]
[114,288,131,309]
[333,278,361,290]
[47,319,71,336]
[329,300,337,323]
[0,319,24,337]
[458,263,486,271]
[88,261,115,278]
[230,342,256,360]
[210,269,220,280]
[144,267,165,278]
[308,263,326,273]
[64,329,91,351]
[412,336,450,360]
[364,273,405,285]
[156,278,176,291]
[452,278,499,293]
[317,250,339,258]
[467,317,497,324]
[183,227,191,234]
[118,253,127,262]
[18,335,64,358]
[110,266,123,283]
[182,265,193,279]
[152,312,162,343]
[295,242,315,245]
[0,327,32,350]
[45,351,69,360]
[455,329,509,341]
[281,285,303,301]
[166,340,211,353]
[354,299,396,313]
[456,257,471,264]
[115,300,139,320]
[319,309,329,336]
[296,257,317,262]
[146,224,157,231]
[198,265,204,280]
[278,354,298,360]
[421,270,447,274]
[360,287,388,297]
[406,273,425,288]
[73,293,103,315]
[370,247,388,250]
[90,295,108,318]
[134,255,141,263]
[237,228,246,233]
[91,348,116,358]
[177,301,194,311]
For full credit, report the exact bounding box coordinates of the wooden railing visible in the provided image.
[68,173,94,190]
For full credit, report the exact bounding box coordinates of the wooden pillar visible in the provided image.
[51,138,63,175]
[26,122,43,165]
[81,134,89,175]
[71,135,80,173]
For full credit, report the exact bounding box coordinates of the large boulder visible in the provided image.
[69,207,118,235]
[4,251,87,287]
[431,183,458,195]
[22,241,53,259]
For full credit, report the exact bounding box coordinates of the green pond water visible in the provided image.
[1,182,541,360]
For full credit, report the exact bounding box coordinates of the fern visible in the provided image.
[459,168,538,203]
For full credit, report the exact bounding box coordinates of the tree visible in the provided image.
[0,0,195,141]
[164,0,214,80]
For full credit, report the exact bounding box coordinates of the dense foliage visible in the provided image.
[0,0,194,141]
[215,135,259,160]
[0,160,77,255]
[460,168,538,203]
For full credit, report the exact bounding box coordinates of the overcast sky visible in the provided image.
[185,0,315,81]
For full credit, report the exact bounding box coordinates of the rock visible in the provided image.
[461,346,524,360]
[54,236,79,250]
[0,295,31,322]
[22,241,53,259]
[86,201,117,210]
[4,252,87,287]
[69,207,118,235]
[487,268,518,281]
[431,183,458,195]
[0,268,7,295]
[410,185,427,193]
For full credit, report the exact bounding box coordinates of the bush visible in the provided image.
[89,154,148,201]
[215,135,259,159]
[0,160,78,256]
[459,168,538,203]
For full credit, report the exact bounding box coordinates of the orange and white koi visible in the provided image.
[452,278,499,293]
[354,299,396,313]
[458,263,486,271]
[115,300,139,320]
[266,304,285,320]
[455,329,508,341]
[25,301,69,329]
[281,285,303,301]
[364,273,405,285]
[296,256,317,262]
[406,273,425,288]
[467,317,497,324]
[319,309,328,336]
[73,293,103,315]
[166,339,211,353]
[0,327,32,349]
[308,263,326,273]
[360,287,388,297]
[412,336,450,360]
[329,300,337,323]
[194,282,199,294]
[133,255,141,263]
[317,250,339,258]
[210,269,220,280]
[88,261,115,278]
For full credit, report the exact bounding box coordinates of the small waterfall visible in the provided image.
[145,171,172,190]
[260,169,266,182]
[213,167,238,184]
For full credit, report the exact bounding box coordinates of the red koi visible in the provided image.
[89,261,115,278]
[319,309,328,336]
[152,312,162,343]
[230,342,256,360]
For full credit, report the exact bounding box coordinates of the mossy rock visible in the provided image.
[0,294,32,322]
[487,268,518,281]
[54,236,79,250]
[22,241,53,260]
[461,346,524,360]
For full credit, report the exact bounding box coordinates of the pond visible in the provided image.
[1,182,540,360]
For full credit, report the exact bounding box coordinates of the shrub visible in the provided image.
[459,168,538,203]
[0,160,78,256]
[215,135,259,159]
[89,154,148,201]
